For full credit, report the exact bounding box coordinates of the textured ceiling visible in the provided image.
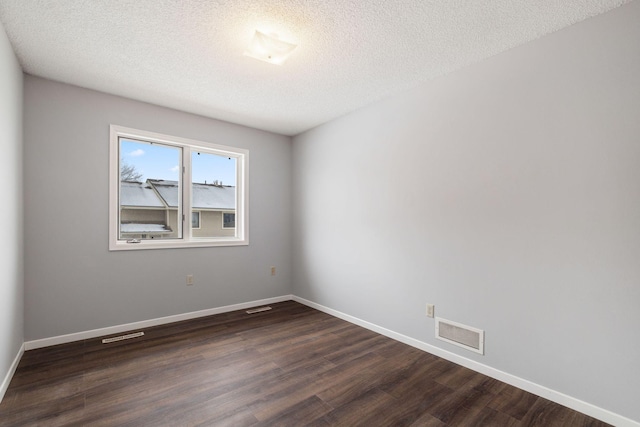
[0,0,631,136]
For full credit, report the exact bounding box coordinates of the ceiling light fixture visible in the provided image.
[244,30,297,65]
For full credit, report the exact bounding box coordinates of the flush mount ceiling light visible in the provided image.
[244,30,297,65]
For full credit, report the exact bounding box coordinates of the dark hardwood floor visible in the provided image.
[0,301,610,426]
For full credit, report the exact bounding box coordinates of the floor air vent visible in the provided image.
[102,331,144,344]
[435,318,484,355]
[246,306,272,314]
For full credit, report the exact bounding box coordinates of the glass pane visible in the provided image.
[191,150,237,238]
[192,211,200,228]
[223,213,235,229]
[119,138,181,240]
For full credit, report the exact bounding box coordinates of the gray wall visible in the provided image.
[0,19,23,393]
[24,76,292,340]
[292,1,640,422]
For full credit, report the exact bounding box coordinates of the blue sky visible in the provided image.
[121,139,236,185]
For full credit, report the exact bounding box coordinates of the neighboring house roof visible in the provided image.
[191,182,236,210]
[121,179,235,210]
[120,181,166,208]
[147,179,179,207]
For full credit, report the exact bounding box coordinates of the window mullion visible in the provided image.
[182,147,192,240]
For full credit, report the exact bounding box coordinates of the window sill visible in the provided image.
[109,237,249,251]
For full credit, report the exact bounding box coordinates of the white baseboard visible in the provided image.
[292,296,639,427]
[0,343,24,404]
[24,295,293,350]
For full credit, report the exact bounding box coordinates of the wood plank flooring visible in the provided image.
[0,301,610,426]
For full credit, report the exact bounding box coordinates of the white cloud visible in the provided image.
[128,149,145,157]
[170,165,180,173]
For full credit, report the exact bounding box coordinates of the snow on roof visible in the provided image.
[147,179,179,207]
[120,179,235,209]
[120,181,166,207]
[148,179,235,210]
[191,183,235,210]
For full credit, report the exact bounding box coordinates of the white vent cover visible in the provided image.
[102,331,144,344]
[246,306,272,314]
[435,317,484,355]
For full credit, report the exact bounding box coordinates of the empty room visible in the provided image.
[0,1,638,426]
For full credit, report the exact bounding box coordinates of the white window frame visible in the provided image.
[109,125,249,250]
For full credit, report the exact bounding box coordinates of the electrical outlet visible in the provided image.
[186,274,194,286]
[270,266,276,276]
[426,304,435,318]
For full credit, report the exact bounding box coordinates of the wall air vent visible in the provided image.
[435,317,484,355]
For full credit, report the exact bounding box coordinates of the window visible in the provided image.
[109,125,248,250]
[223,212,235,229]
[192,211,201,229]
